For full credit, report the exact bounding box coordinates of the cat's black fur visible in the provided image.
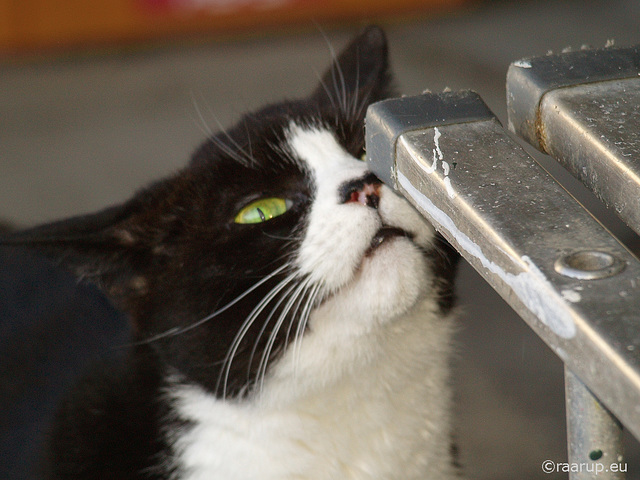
[2,26,460,479]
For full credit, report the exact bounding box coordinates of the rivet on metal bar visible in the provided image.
[555,251,626,280]
[507,44,640,235]
[365,90,640,457]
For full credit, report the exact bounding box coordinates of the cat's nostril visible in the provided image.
[347,183,381,209]
[340,173,382,209]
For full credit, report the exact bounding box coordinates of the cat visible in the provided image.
[3,26,460,480]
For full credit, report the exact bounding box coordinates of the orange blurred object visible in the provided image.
[0,0,468,54]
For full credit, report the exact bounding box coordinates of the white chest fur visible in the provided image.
[167,296,456,480]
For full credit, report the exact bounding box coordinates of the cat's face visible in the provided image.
[7,27,457,398]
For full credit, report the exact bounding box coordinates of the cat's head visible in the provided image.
[4,27,457,397]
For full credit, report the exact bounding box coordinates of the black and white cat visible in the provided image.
[5,26,460,479]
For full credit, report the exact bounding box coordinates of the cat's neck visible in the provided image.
[166,296,456,480]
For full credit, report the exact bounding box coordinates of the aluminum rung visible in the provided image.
[365,90,640,443]
[507,44,640,235]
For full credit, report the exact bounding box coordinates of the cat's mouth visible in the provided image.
[365,226,414,256]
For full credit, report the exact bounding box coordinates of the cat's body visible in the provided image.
[4,27,460,479]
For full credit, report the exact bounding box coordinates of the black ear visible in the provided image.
[0,198,151,301]
[312,25,393,115]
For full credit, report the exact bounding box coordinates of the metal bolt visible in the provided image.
[554,251,625,280]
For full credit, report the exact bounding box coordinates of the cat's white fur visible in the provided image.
[167,124,457,480]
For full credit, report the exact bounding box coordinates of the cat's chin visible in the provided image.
[314,234,431,328]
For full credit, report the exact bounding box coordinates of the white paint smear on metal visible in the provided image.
[433,126,444,161]
[425,127,442,174]
[442,161,456,199]
[512,59,532,68]
[398,171,576,339]
[423,127,457,199]
[562,289,582,303]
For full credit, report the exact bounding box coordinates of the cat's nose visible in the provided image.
[339,172,382,209]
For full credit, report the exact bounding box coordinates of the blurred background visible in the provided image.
[1,0,639,478]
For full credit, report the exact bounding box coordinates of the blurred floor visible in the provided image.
[1,0,640,478]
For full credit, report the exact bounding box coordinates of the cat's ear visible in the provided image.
[312,25,393,114]
[0,196,155,302]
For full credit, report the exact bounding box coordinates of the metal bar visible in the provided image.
[506,44,640,235]
[365,91,640,442]
[565,368,624,480]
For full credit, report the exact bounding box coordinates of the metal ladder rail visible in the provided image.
[507,43,640,479]
[507,45,640,236]
[366,90,640,480]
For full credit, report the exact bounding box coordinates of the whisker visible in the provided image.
[218,270,299,398]
[316,27,348,117]
[291,282,322,377]
[243,119,254,163]
[246,279,300,379]
[329,40,348,115]
[209,134,253,167]
[256,276,313,392]
[283,276,314,349]
[202,102,255,167]
[262,231,298,241]
[353,68,380,126]
[190,91,255,167]
[190,92,214,137]
[312,67,339,114]
[333,60,348,116]
[129,263,290,347]
[349,56,361,122]
[219,276,293,395]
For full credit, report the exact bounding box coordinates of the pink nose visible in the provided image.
[340,173,382,209]
[347,182,381,207]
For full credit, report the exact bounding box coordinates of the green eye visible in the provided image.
[234,197,293,224]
